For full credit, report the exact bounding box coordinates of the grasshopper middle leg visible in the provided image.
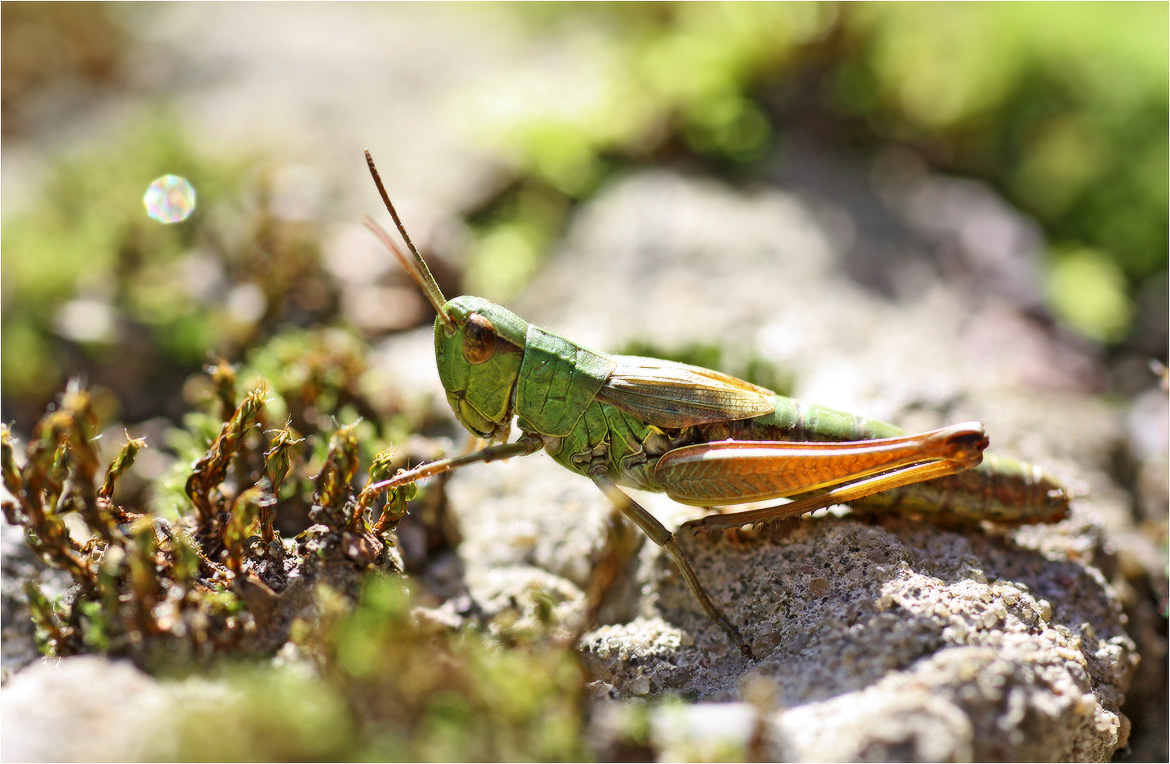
[591,470,755,661]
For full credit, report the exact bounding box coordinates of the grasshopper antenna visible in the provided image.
[363,149,456,333]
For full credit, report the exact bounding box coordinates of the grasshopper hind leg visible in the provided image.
[590,470,755,661]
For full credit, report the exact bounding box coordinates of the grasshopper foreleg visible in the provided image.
[591,471,755,661]
[362,433,544,499]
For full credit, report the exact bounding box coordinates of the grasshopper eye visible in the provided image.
[462,313,497,364]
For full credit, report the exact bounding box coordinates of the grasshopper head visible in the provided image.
[363,150,529,440]
[432,296,528,439]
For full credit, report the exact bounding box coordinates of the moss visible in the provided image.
[0,370,404,668]
[303,576,592,762]
[128,574,592,761]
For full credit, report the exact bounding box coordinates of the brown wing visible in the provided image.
[596,355,776,429]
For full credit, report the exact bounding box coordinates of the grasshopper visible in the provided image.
[360,151,1068,658]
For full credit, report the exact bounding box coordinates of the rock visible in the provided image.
[584,517,1134,760]
[433,164,1152,761]
[1,656,166,762]
[769,644,1126,762]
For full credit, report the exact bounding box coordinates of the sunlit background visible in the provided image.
[3,3,1165,431]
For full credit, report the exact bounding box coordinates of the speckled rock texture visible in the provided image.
[425,165,1157,761]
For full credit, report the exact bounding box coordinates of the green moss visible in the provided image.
[1,340,599,759]
[1,366,404,668]
[155,665,358,761]
[226,575,593,762]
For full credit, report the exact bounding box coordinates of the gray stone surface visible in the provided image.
[430,167,1155,761]
[1,656,166,762]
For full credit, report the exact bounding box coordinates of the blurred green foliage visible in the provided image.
[1,114,345,425]
[464,183,571,301]
[3,3,1162,427]
[157,663,359,761]
[462,3,831,299]
[466,2,1166,345]
[2,116,226,401]
[468,3,829,195]
[314,576,589,761]
[837,2,1167,344]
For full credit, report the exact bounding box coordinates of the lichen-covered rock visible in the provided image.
[581,515,1136,760]
[446,452,1138,759]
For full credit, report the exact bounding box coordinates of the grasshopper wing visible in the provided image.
[597,356,776,429]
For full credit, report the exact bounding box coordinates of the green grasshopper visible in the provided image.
[360,151,1068,659]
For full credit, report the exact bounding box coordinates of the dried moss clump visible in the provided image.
[3,365,599,760]
[1,375,405,668]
